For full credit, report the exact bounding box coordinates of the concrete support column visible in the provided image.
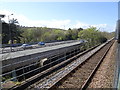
[12,69,17,82]
[64,48,66,60]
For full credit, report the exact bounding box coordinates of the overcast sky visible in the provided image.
[0,1,118,32]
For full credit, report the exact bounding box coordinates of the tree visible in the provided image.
[2,22,9,44]
[78,27,107,47]
[77,27,83,31]
[2,19,22,44]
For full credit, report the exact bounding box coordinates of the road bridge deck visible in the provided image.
[1,41,82,73]
[1,41,81,61]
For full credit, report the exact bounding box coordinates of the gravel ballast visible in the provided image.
[89,41,117,88]
[55,41,114,88]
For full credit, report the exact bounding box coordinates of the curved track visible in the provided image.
[35,40,114,89]
[9,39,114,90]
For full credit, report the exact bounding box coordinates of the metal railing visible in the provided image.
[1,45,81,89]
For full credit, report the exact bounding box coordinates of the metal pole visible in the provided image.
[0,18,2,54]
[0,14,5,89]
[8,14,13,52]
[0,17,2,90]
[8,16,11,52]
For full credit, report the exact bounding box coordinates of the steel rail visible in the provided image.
[1,46,79,87]
[1,45,79,80]
[9,43,100,90]
[35,39,113,89]
[3,39,113,90]
[81,40,114,90]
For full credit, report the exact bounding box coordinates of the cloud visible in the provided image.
[72,21,115,32]
[73,21,107,29]
[0,9,71,29]
[72,21,89,29]
[30,19,71,29]
[0,9,15,22]
[0,9,115,32]
[91,24,115,32]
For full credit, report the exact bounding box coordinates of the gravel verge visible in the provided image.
[89,41,116,88]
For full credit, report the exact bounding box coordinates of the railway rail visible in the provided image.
[81,40,114,89]
[32,39,114,89]
[8,39,114,90]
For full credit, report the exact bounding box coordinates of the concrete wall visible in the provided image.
[2,44,81,73]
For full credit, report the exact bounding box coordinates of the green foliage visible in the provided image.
[2,22,22,44]
[65,29,79,40]
[100,31,115,40]
[2,20,114,47]
[18,26,111,47]
[78,27,107,48]
[2,22,9,44]
[19,27,80,43]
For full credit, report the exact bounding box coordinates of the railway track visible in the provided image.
[34,39,114,89]
[81,40,114,89]
[10,39,114,90]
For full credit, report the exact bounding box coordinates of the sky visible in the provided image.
[0,1,118,32]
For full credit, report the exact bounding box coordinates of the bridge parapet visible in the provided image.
[1,42,82,73]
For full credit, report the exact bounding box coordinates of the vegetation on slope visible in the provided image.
[2,21,114,46]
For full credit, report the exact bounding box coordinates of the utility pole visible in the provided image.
[0,14,5,47]
[0,14,5,90]
[8,14,13,52]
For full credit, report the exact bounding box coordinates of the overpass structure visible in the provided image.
[1,41,84,75]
